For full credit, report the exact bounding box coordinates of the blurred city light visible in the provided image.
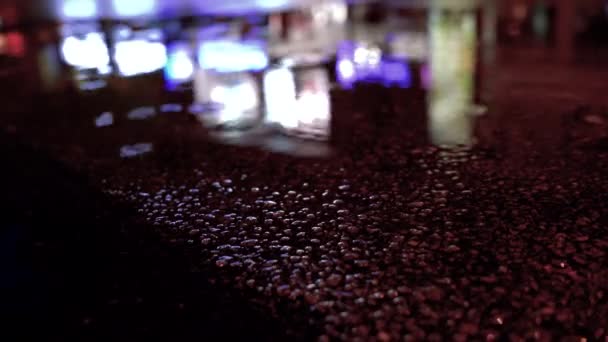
[336,41,383,88]
[60,32,110,70]
[336,59,356,85]
[0,32,25,57]
[198,40,268,73]
[114,39,167,77]
[112,0,157,17]
[165,43,195,84]
[428,8,476,146]
[296,89,330,128]
[95,112,114,127]
[381,58,412,88]
[264,66,330,136]
[195,70,260,126]
[160,104,183,113]
[264,67,299,129]
[387,32,428,61]
[311,0,348,26]
[128,107,156,120]
[337,40,412,89]
[210,81,259,123]
[120,143,154,158]
[62,0,97,19]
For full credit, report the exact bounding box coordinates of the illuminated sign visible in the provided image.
[198,40,268,73]
[165,42,195,86]
[264,66,331,136]
[62,0,97,19]
[61,32,110,71]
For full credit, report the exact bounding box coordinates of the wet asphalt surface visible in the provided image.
[2,56,608,341]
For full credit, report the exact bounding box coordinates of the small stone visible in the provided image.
[377,331,391,342]
[446,245,461,253]
[327,274,343,287]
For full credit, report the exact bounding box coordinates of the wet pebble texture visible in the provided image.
[2,65,608,341]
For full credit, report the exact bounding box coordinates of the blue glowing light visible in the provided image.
[188,103,207,115]
[336,40,384,88]
[165,44,195,83]
[381,59,412,88]
[198,40,268,73]
[160,104,183,113]
[95,112,114,127]
[336,40,412,89]
[62,0,97,18]
[112,0,156,17]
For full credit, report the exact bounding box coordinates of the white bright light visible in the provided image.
[98,64,112,75]
[337,59,355,80]
[264,67,331,133]
[112,0,156,17]
[62,0,97,18]
[353,45,381,66]
[264,67,298,128]
[115,26,132,39]
[114,40,167,77]
[297,90,330,126]
[311,1,348,27]
[232,82,259,111]
[166,49,195,82]
[312,6,330,26]
[210,85,227,103]
[204,77,260,123]
[61,33,110,70]
[354,46,367,65]
[330,2,348,23]
[368,47,382,66]
[211,81,259,123]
